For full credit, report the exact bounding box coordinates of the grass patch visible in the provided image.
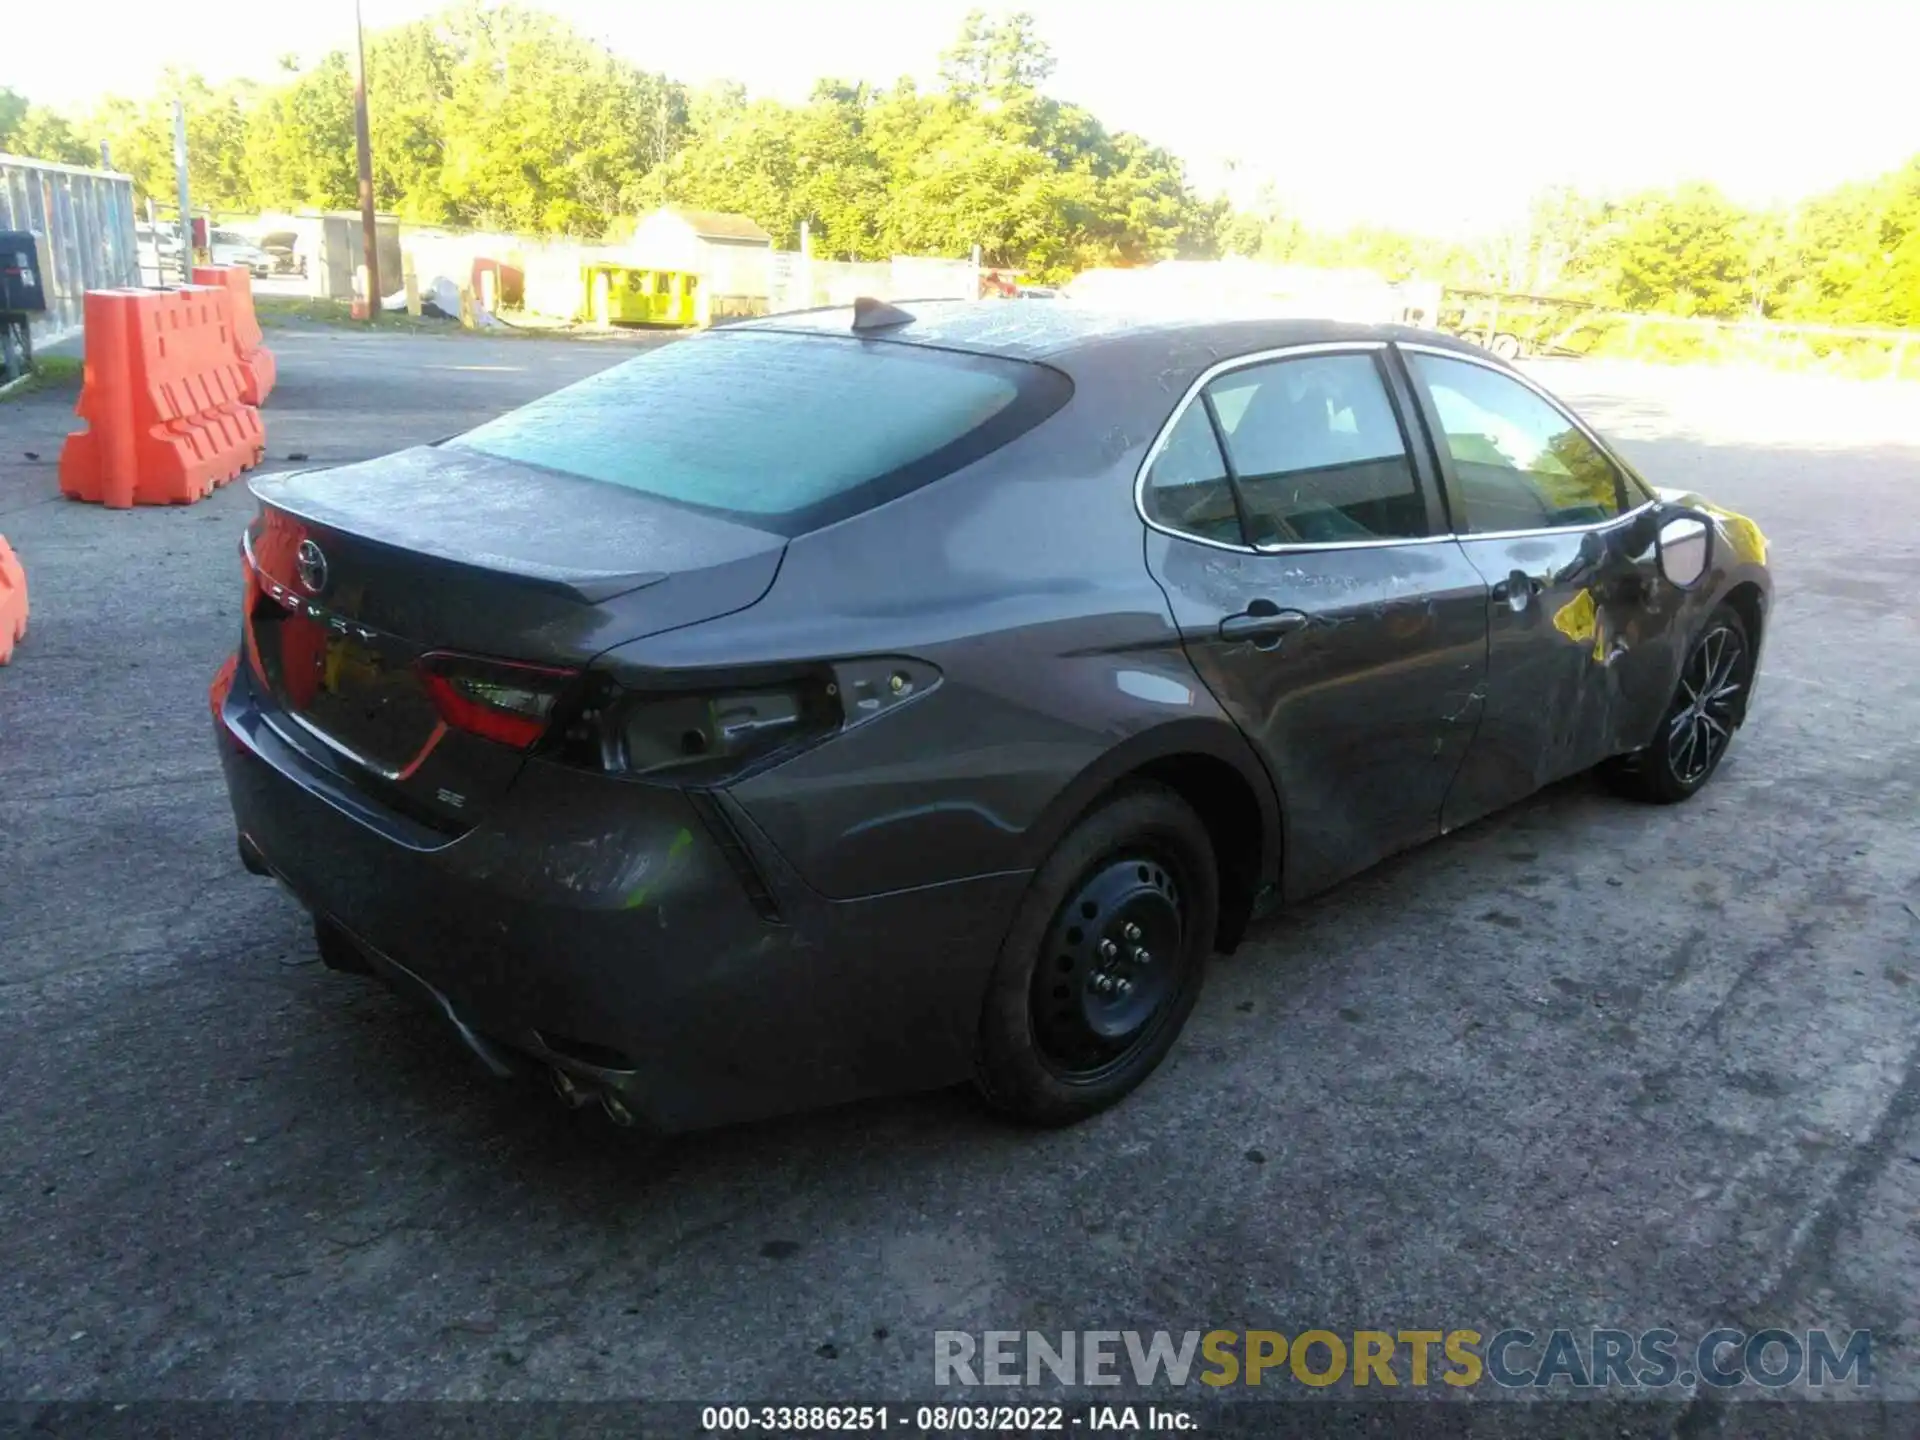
[0,354,82,402]
[254,295,457,332]
[253,294,592,338]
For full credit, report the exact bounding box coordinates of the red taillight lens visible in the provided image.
[209,652,238,727]
[239,545,268,688]
[416,652,578,751]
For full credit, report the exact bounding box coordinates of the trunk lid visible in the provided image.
[243,445,785,830]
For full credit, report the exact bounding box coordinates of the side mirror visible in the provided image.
[1656,512,1713,589]
[1552,529,1609,585]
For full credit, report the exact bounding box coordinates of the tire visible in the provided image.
[975,783,1219,1126]
[1490,332,1524,361]
[1603,604,1751,804]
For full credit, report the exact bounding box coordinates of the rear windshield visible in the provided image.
[448,329,1071,535]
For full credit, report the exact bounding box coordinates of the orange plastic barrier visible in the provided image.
[0,533,26,666]
[58,286,266,508]
[192,265,277,405]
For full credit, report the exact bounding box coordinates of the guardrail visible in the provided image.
[1442,289,1918,380]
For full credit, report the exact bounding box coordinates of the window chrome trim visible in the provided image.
[1435,496,1660,543]
[1133,339,1447,555]
[1394,341,1661,538]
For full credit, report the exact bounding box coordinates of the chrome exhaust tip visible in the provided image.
[550,1066,593,1109]
[600,1092,637,1128]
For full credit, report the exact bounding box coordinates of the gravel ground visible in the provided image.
[1,330,1916,1431]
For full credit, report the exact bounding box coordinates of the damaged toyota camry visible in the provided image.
[211,301,1772,1132]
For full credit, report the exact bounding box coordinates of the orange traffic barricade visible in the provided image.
[0,533,27,666]
[59,286,266,508]
[192,265,277,405]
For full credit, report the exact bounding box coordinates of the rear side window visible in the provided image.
[1142,351,1429,547]
[1212,353,1427,544]
[1141,405,1241,545]
[450,330,1071,535]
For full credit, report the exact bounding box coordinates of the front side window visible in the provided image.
[1408,352,1628,533]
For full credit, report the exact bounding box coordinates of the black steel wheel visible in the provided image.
[1029,852,1188,1081]
[975,783,1218,1126]
[1604,604,1751,804]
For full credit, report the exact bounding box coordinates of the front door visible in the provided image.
[1141,344,1490,899]
[1398,346,1673,830]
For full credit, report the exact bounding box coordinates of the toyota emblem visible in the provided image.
[295,539,329,594]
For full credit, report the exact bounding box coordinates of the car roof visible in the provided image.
[729,299,1495,368]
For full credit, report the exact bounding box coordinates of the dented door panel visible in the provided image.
[1148,531,1490,900]
[1442,513,1675,830]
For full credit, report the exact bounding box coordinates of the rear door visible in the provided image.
[1397,345,1667,830]
[1141,342,1491,899]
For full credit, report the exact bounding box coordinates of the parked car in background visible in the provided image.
[260,230,308,277]
[210,229,273,279]
[213,303,1773,1134]
[134,223,182,277]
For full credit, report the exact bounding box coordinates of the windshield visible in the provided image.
[450,329,1071,534]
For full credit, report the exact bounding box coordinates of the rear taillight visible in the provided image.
[209,653,238,727]
[239,543,268,688]
[417,652,579,751]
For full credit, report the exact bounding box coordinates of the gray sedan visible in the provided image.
[211,301,1773,1132]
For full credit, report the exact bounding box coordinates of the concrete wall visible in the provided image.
[768,252,978,312]
[0,154,140,348]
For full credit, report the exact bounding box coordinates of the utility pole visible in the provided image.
[351,0,381,320]
[172,100,192,285]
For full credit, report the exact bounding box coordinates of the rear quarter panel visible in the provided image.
[599,340,1280,901]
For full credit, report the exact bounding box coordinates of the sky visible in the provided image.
[7,0,1919,236]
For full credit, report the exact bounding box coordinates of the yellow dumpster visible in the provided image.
[580,264,702,327]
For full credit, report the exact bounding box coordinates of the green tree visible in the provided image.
[0,88,30,149]
[436,3,667,232]
[5,106,95,166]
[242,55,355,210]
[1774,158,1920,326]
[1582,185,1751,318]
[940,9,1056,99]
[88,72,257,210]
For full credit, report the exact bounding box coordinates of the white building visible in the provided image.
[627,207,773,318]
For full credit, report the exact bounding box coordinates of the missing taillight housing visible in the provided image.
[604,658,941,785]
[617,681,837,781]
[417,652,579,751]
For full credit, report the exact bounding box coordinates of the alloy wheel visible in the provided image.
[1666,623,1746,787]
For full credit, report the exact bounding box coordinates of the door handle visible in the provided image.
[1219,603,1310,649]
[1491,570,1548,609]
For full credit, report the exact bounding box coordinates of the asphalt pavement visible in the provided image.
[1,324,1917,1425]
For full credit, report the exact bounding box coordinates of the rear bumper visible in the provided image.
[216,664,1027,1131]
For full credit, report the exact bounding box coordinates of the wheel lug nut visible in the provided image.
[1097,938,1118,961]
[1123,923,1142,942]
[1133,948,1151,966]
[1115,978,1133,996]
